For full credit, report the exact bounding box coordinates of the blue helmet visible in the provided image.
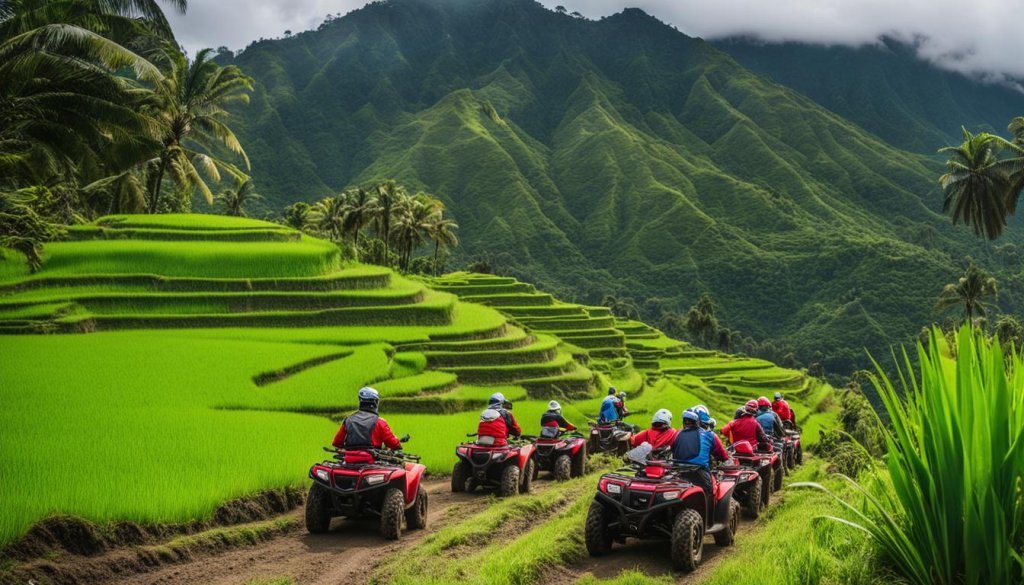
[697,410,711,424]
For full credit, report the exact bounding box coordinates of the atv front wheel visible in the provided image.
[773,463,784,492]
[499,465,520,497]
[406,486,428,530]
[671,508,704,572]
[305,483,333,534]
[380,488,405,540]
[451,461,467,493]
[521,459,535,493]
[741,477,763,519]
[571,442,587,477]
[714,499,740,547]
[553,454,572,481]
[584,501,613,556]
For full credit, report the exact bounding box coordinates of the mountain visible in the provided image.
[218,0,1021,374]
[714,36,1024,153]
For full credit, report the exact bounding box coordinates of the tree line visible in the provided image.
[282,180,459,275]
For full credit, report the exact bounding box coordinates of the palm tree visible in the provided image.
[282,201,311,232]
[940,127,1024,239]
[0,188,66,272]
[145,47,253,213]
[311,196,345,242]
[0,0,180,190]
[372,180,406,261]
[391,194,437,272]
[426,214,458,275]
[934,264,998,325]
[215,178,261,217]
[340,186,375,247]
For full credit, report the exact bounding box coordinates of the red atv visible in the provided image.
[588,416,635,455]
[783,422,803,467]
[306,435,427,540]
[585,453,741,572]
[452,434,536,496]
[729,440,784,496]
[529,430,587,481]
[717,458,765,519]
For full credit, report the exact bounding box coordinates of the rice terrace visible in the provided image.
[0,1,1022,585]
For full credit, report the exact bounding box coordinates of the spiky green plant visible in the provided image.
[796,327,1024,585]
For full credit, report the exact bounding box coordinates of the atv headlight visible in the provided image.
[364,474,386,486]
[491,452,506,460]
[314,468,330,482]
[606,483,622,494]
[659,490,680,501]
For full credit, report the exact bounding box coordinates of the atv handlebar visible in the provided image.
[323,446,421,464]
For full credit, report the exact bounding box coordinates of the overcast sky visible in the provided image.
[167,0,1024,80]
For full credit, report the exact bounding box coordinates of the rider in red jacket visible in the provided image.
[772,392,797,427]
[631,408,678,449]
[332,387,401,463]
[720,400,770,452]
[477,392,521,446]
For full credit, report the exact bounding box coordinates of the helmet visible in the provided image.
[617,392,627,400]
[757,396,771,409]
[358,386,380,411]
[682,409,699,425]
[693,404,709,417]
[734,407,745,420]
[488,392,506,406]
[708,417,717,431]
[480,408,501,422]
[608,386,617,395]
[774,392,783,400]
[548,400,561,413]
[744,400,759,415]
[697,410,711,424]
[652,408,672,427]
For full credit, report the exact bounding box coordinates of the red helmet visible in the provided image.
[757,396,771,409]
[744,400,759,415]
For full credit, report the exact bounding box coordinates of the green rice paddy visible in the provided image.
[0,215,836,548]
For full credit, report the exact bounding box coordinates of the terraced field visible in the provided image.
[0,215,836,560]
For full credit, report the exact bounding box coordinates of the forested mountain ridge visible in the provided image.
[714,36,1024,153]
[219,0,1021,373]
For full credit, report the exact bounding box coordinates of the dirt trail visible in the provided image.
[107,478,470,585]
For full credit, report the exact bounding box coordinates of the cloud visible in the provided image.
[168,0,1024,79]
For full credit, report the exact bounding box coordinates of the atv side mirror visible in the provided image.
[400,434,410,443]
[466,432,478,437]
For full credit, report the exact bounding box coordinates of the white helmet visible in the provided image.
[548,400,561,413]
[358,387,380,401]
[488,392,506,406]
[652,408,672,427]
[480,408,501,422]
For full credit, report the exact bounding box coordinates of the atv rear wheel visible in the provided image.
[741,477,763,519]
[615,440,629,456]
[380,488,405,540]
[553,454,572,481]
[405,486,428,530]
[584,501,614,556]
[671,508,704,572]
[714,499,740,547]
[521,459,535,493]
[773,462,784,492]
[761,467,774,504]
[796,445,803,465]
[571,442,587,477]
[499,465,520,497]
[305,483,333,534]
[451,461,467,493]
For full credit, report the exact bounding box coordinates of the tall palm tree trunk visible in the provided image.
[148,156,168,214]
[433,240,440,276]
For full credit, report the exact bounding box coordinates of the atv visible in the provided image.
[717,459,765,519]
[588,415,635,456]
[528,430,587,481]
[306,435,427,540]
[584,447,741,573]
[452,434,536,496]
[775,436,797,472]
[729,440,784,496]
[783,422,803,466]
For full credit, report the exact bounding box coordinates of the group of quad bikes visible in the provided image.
[304,415,802,574]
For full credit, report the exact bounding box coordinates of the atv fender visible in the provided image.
[569,438,585,456]
[517,444,535,470]
[403,462,426,506]
[712,483,738,527]
[680,487,706,522]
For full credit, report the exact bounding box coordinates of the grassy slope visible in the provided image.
[221,0,1021,374]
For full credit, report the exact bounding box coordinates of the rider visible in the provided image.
[755,396,785,440]
[477,392,522,446]
[671,409,729,518]
[772,392,798,428]
[631,408,677,449]
[719,400,771,452]
[598,387,627,423]
[331,387,401,463]
[540,400,577,438]
[694,405,729,461]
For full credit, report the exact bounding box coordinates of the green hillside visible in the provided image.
[0,214,835,551]
[215,0,1020,374]
[714,36,1024,153]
